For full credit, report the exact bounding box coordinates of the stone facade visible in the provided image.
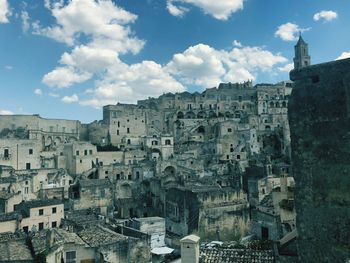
[289,57,350,262]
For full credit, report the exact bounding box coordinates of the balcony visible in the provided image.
[0,154,11,160]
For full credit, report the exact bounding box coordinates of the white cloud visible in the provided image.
[33,0,144,54]
[167,1,188,17]
[233,40,242,47]
[0,0,11,23]
[60,45,117,73]
[80,59,185,108]
[34,88,43,96]
[62,94,79,103]
[278,63,294,73]
[275,23,310,41]
[4,65,12,70]
[313,10,337,22]
[21,10,30,32]
[167,43,288,87]
[166,0,244,20]
[48,92,60,98]
[42,67,92,88]
[336,52,350,60]
[0,109,13,115]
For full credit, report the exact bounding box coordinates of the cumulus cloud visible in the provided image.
[167,1,189,17]
[0,0,11,23]
[278,63,294,73]
[34,88,43,96]
[167,43,288,87]
[336,52,350,60]
[62,94,79,103]
[21,10,30,32]
[313,10,338,22]
[38,0,184,106]
[33,0,144,53]
[0,109,13,115]
[275,22,310,41]
[80,59,185,108]
[166,0,244,20]
[42,67,92,88]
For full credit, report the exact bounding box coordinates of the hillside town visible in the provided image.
[0,37,315,262]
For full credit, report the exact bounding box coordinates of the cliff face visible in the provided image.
[289,58,350,263]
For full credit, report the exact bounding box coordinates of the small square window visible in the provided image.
[39,209,44,215]
[29,149,33,155]
[52,221,57,228]
[52,207,57,214]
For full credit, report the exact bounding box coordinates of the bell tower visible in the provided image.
[293,33,311,70]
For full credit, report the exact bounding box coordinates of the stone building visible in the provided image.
[289,55,350,262]
[15,199,64,233]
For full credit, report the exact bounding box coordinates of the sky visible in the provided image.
[0,0,349,123]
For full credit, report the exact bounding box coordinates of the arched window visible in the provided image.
[165,139,171,145]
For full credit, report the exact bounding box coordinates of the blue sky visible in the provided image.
[0,0,349,123]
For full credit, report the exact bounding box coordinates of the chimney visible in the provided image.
[180,234,200,263]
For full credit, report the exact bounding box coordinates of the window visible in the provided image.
[39,209,44,215]
[24,187,29,194]
[117,121,120,127]
[52,207,57,214]
[227,128,232,133]
[49,126,54,132]
[84,150,88,156]
[3,149,9,159]
[29,149,33,155]
[26,163,31,170]
[23,226,28,233]
[127,128,130,134]
[127,139,131,145]
[89,149,93,155]
[165,139,171,145]
[39,222,44,230]
[80,159,82,163]
[52,221,57,228]
[76,150,79,156]
[66,251,76,263]
[237,155,241,160]
[117,130,119,135]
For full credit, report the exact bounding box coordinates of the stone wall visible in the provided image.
[289,58,350,262]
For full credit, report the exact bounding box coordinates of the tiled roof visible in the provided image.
[200,248,275,263]
[0,239,33,261]
[78,225,128,247]
[79,179,112,188]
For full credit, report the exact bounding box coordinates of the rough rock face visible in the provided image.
[289,58,350,263]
